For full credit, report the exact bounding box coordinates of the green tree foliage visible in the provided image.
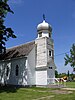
[55,70,58,78]
[64,43,75,68]
[67,70,70,77]
[0,0,16,54]
[58,73,67,78]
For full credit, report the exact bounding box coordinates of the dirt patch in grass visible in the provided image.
[33,95,54,100]
[51,90,73,94]
[29,88,73,95]
[62,88,75,91]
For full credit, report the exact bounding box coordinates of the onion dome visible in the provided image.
[37,15,52,38]
[37,20,52,32]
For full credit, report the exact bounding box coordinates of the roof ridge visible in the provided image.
[0,41,35,60]
[7,40,35,50]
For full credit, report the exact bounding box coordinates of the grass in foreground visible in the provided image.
[0,82,75,100]
[66,82,75,88]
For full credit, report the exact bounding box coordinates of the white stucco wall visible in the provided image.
[35,37,55,85]
[9,57,27,86]
[47,67,55,84]
[42,32,49,37]
[0,57,27,86]
[47,38,55,84]
[35,37,47,67]
[27,47,36,85]
[0,61,11,85]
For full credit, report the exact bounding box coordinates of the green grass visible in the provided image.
[66,82,75,88]
[0,82,75,100]
[0,87,53,100]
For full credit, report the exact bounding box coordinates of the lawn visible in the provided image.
[66,82,75,88]
[0,82,75,100]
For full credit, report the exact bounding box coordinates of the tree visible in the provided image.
[55,70,58,78]
[64,43,75,68]
[58,73,67,78]
[0,0,16,54]
[67,70,70,77]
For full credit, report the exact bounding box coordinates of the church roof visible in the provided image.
[0,41,35,60]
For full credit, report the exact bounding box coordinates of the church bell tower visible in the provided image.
[35,15,55,85]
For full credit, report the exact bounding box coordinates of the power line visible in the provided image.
[54,51,70,57]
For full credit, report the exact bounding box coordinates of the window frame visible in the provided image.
[39,32,42,37]
[6,66,9,77]
[49,50,52,57]
[15,65,19,76]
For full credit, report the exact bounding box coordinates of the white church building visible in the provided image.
[0,18,56,86]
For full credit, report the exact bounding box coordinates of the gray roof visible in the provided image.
[0,41,35,60]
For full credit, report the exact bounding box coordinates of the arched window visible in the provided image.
[6,66,9,76]
[16,65,19,76]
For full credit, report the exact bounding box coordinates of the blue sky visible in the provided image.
[5,0,75,73]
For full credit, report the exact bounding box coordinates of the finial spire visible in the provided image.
[43,14,45,21]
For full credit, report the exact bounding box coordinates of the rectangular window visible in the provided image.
[49,33,51,38]
[49,51,52,57]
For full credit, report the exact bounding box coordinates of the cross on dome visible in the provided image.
[43,14,45,21]
[37,15,52,32]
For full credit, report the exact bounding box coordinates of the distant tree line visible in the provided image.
[55,70,75,81]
